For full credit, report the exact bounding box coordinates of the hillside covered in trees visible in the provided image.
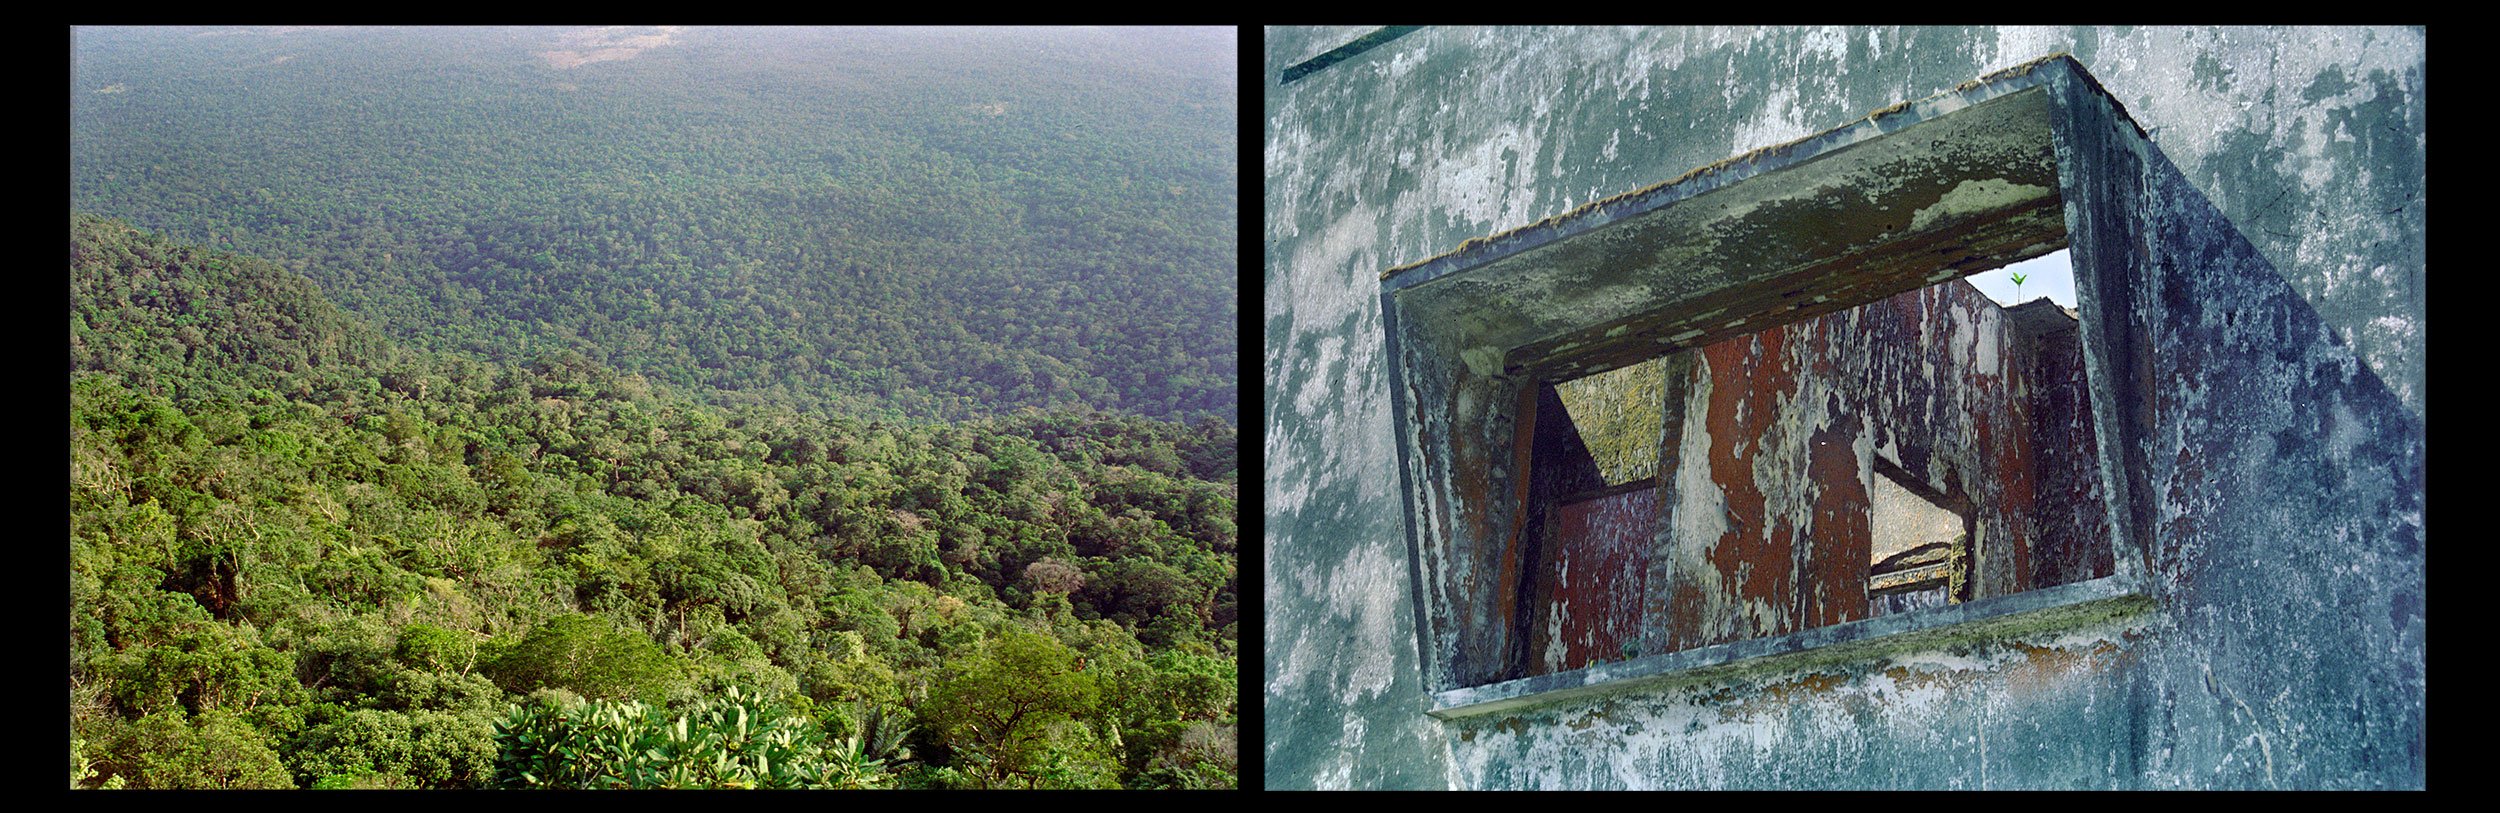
[72,26,1236,422]
[71,213,1236,789]
[69,25,1237,790]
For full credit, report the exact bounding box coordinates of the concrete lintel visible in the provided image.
[1380,53,2077,294]
[1384,79,2067,381]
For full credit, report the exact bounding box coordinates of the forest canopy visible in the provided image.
[70,211,1238,789]
[72,26,1237,423]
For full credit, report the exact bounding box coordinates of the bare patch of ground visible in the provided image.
[538,26,683,70]
[193,26,335,38]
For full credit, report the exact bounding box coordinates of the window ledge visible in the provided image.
[1426,574,2154,719]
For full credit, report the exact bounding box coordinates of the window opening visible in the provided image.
[1377,56,2158,717]
[1504,267,2104,680]
[1866,455,1972,617]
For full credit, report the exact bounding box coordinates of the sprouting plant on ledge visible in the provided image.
[2010,271,2029,301]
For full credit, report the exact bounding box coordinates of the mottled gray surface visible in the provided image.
[1264,26,2423,789]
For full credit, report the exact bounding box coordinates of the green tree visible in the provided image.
[1131,721,1236,789]
[396,622,479,675]
[71,737,128,789]
[483,614,681,702]
[101,628,306,719]
[102,708,297,789]
[921,626,1102,788]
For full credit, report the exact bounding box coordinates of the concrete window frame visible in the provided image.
[1377,55,2160,719]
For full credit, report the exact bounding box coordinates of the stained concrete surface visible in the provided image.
[1265,26,2422,789]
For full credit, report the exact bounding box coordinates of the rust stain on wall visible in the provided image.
[1530,486,1660,672]
[1700,670,1854,721]
[1801,413,1872,629]
[2002,639,2124,695]
[1692,328,1800,649]
[1513,277,2110,673]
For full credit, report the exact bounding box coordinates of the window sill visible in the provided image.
[1425,574,2153,719]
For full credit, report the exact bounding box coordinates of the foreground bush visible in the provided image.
[492,687,888,789]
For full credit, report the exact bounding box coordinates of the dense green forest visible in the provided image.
[70,214,1237,789]
[72,26,1236,422]
[69,26,1237,790]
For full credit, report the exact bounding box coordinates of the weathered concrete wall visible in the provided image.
[1264,26,2423,789]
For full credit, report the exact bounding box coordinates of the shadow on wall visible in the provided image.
[2122,137,2423,787]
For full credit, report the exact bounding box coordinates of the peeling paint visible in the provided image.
[1268,25,2422,790]
[1909,178,2056,233]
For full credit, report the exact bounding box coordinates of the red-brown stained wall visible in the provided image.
[1665,330,1808,652]
[1521,279,2108,672]
[1798,412,1872,629]
[1527,486,1660,671]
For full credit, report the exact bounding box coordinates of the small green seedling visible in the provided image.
[2009,271,2029,300]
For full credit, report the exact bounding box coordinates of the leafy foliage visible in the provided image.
[921,627,1107,788]
[483,614,682,702]
[85,709,296,789]
[71,738,128,789]
[1132,721,1239,790]
[288,706,496,789]
[66,213,1236,789]
[492,686,889,789]
[395,622,478,675]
